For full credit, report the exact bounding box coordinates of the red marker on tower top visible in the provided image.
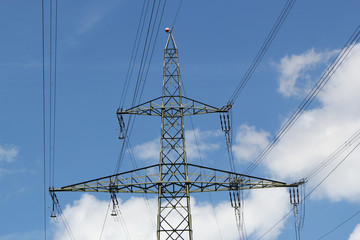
[165,27,170,33]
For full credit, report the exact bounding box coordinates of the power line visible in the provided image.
[53,198,77,240]
[305,142,360,210]
[131,0,157,108]
[119,0,148,108]
[52,0,58,187]
[136,0,164,100]
[42,0,47,238]
[49,0,53,187]
[138,0,166,100]
[317,208,360,240]
[98,200,111,240]
[44,1,77,239]
[115,0,166,174]
[104,0,160,235]
[227,0,296,106]
[115,0,152,173]
[108,0,166,235]
[48,0,58,189]
[305,128,360,180]
[171,0,182,32]
[243,24,360,175]
[180,78,224,240]
[126,141,157,229]
[256,140,360,240]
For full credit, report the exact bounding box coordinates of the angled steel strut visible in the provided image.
[50,31,301,240]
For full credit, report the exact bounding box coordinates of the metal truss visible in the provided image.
[116,96,231,117]
[50,163,300,194]
[50,31,300,240]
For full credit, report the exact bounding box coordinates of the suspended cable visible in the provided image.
[180,79,224,240]
[46,1,77,239]
[116,205,133,240]
[305,128,360,180]
[115,0,153,172]
[219,107,248,239]
[317,208,360,240]
[243,24,360,175]
[52,197,76,240]
[115,0,166,174]
[282,128,360,239]
[119,0,148,108]
[289,184,306,240]
[46,0,58,189]
[42,0,47,238]
[127,141,156,229]
[171,0,182,32]
[48,0,58,188]
[256,141,360,240]
[119,0,155,109]
[181,76,246,239]
[99,1,162,236]
[98,200,111,240]
[105,0,167,235]
[227,0,296,106]
[306,142,360,206]
[138,0,166,99]
[99,196,133,240]
[52,0,58,187]
[49,0,53,187]
[136,0,163,100]
[131,0,157,108]
[109,192,133,240]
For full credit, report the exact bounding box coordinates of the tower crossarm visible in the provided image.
[186,164,299,192]
[117,96,231,117]
[49,163,299,194]
[49,164,161,194]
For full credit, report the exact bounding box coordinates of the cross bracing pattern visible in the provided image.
[50,163,299,194]
[50,31,302,240]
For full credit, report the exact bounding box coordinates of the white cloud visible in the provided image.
[277,48,338,97]
[192,189,290,240]
[348,224,360,240]
[64,1,120,46]
[0,145,18,163]
[132,129,221,163]
[234,44,360,203]
[232,125,270,163]
[77,3,117,35]
[53,194,157,240]
[185,129,221,161]
[132,138,159,161]
[243,188,290,239]
[53,189,290,240]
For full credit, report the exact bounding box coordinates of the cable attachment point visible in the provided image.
[220,112,232,150]
[289,187,300,205]
[229,191,242,209]
[110,185,119,217]
[220,112,231,133]
[50,190,59,221]
[228,178,247,239]
[117,108,126,140]
[289,184,306,240]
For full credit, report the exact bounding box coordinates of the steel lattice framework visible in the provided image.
[50,32,300,240]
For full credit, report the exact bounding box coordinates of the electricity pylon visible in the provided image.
[50,30,301,240]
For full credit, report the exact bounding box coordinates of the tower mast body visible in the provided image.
[50,31,301,240]
[157,33,193,239]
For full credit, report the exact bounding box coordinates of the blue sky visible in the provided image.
[1,0,360,239]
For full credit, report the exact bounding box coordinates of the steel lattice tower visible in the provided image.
[50,31,300,240]
[157,32,193,239]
